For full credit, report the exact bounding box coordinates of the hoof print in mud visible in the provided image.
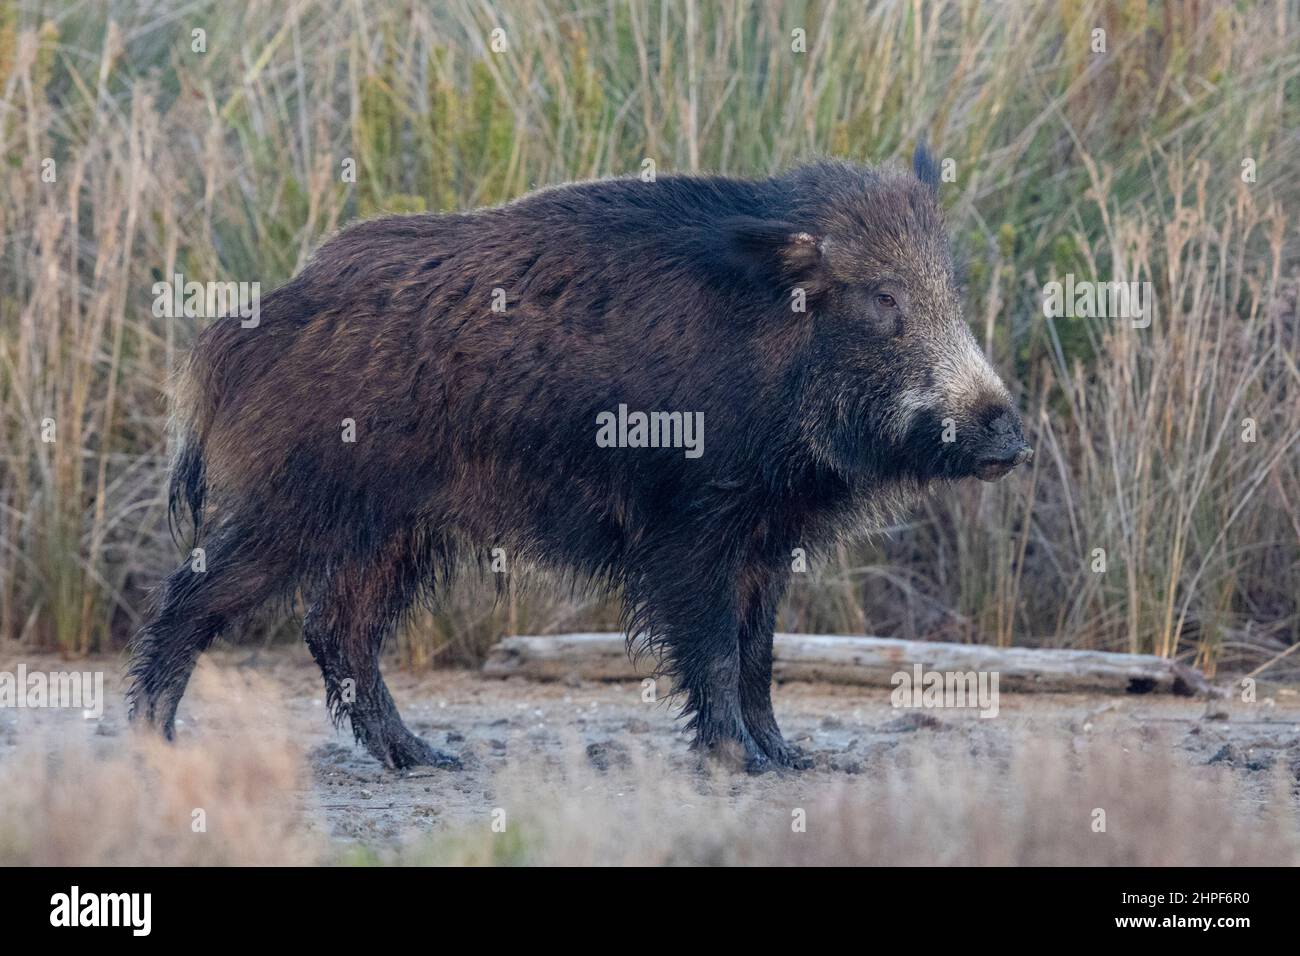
[586,740,631,772]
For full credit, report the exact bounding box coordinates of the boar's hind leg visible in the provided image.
[738,573,810,770]
[128,521,283,738]
[302,542,461,772]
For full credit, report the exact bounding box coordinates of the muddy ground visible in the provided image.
[3,645,1299,857]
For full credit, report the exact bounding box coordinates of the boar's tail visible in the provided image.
[165,357,211,548]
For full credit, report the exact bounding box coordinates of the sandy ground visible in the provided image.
[3,644,1299,859]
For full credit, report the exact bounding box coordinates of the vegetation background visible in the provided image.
[1,0,1297,678]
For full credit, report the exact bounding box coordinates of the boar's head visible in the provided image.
[727,147,1033,485]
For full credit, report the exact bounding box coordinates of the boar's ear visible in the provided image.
[720,216,827,295]
[913,141,940,197]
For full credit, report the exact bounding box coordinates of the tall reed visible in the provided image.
[1,1,1296,672]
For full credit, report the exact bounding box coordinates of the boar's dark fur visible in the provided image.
[129,146,1030,772]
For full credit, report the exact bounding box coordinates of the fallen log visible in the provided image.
[482,632,1210,696]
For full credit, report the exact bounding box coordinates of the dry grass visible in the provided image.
[9,715,1289,866]
[0,666,321,865]
[0,0,1297,669]
[0,653,1294,866]
[350,733,1300,866]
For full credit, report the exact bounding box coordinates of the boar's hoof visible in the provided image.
[384,732,463,772]
[696,735,774,775]
[753,732,813,771]
[747,744,813,775]
[786,750,815,772]
[744,751,776,775]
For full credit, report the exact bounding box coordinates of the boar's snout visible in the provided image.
[972,407,1033,482]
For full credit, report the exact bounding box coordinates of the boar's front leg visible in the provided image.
[631,552,769,773]
[738,568,810,770]
[680,614,772,774]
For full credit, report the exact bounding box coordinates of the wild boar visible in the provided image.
[129,146,1031,772]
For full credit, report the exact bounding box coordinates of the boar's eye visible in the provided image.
[875,292,897,309]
